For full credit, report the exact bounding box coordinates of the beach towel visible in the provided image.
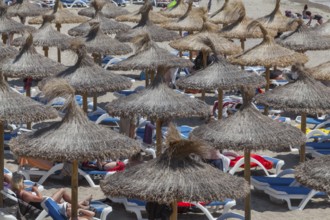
[230,154,273,169]
[19,157,53,171]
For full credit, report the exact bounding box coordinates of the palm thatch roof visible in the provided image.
[255,64,330,114]
[176,38,264,90]
[228,21,308,67]
[295,156,330,194]
[78,0,129,19]
[276,19,330,52]
[68,0,130,36]
[209,0,245,25]
[308,61,330,81]
[110,33,192,71]
[81,22,132,55]
[101,124,249,204]
[0,42,18,59]
[9,79,141,161]
[169,19,241,55]
[159,0,188,18]
[190,87,306,151]
[40,40,132,94]
[256,0,296,32]
[11,15,71,48]
[0,34,66,79]
[161,2,206,32]
[313,19,330,37]
[106,66,209,120]
[28,2,87,25]
[219,9,277,39]
[0,5,35,33]
[0,74,57,123]
[7,0,49,18]
[115,3,179,42]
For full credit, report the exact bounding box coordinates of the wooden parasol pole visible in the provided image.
[188,31,193,61]
[178,30,182,57]
[300,112,307,162]
[244,147,251,220]
[263,67,271,115]
[2,34,7,44]
[92,53,101,111]
[55,23,62,63]
[217,88,223,120]
[240,38,246,70]
[145,70,149,87]
[71,160,79,220]
[82,93,88,113]
[201,50,208,101]
[43,46,49,57]
[169,200,177,220]
[0,122,4,207]
[26,86,32,129]
[156,119,162,157]
[150,70,155,84]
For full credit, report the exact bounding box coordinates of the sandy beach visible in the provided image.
[3,0,330,219]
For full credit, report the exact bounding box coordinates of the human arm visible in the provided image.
[21,187,43,203]
[78,209,95,217]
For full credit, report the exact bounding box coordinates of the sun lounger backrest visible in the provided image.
[41,197,66,220]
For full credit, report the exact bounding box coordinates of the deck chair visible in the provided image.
[41,197,112,220]
[264,185,327,210]
[61,0,89,8]
[295,115,329,128]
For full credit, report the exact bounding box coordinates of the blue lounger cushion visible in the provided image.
[262,156,280,167]
[252,176,295,186]
[269,186,326,196]
[315,150,330,155]
[306,142,330,149]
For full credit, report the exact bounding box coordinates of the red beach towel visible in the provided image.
[229,154,273,169]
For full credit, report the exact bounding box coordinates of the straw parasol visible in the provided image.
[40,39,132,112]
[276,19,330,52]
[0,73,57,206]
[0,42,17,58]
[115,2,179,42]
[209,0,245,25]
[78,0,129,19]
[308,60,330,81]
[176,37,264,119]
[11,15,71,57]
[101,124,250,220]
[255,64,330,162]
[256,0,296,33]
[68,0,130,36]
[9,79,141,218]
[161,1,207,32]
[229,21,308,91]
[295,156,330,194]
[191,86,306,220]
[159,0,188,18]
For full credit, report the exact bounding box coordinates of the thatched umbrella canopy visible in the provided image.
[276,19,330,52]
[308,60,330,81]
[41,40,132,112]
[161,2,206,32]
[115,3,179,42]
[10,79,141,218]
[81,22,132,55]
[255,64,330,162]
[78,0,129,19]
[68,0,130,36]
[0,42,17,58]
[169,19,242,55]
[256,0,296,33]
[110,33,192,71]
[191,86,306,220]
[229,21,308,91]
[159,0,188,18]
[101,124,249,220]
[7,0,49,23]
[0,72,57,206]
[295,156,330,194]
[313,19,330,37]
[209,0,245,25]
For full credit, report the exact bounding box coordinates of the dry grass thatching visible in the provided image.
[276,19,330,52]
[0,42,18,59]
[295,156,330,194]
[190,86,306,151]
[256,0,296,32]
[169,19,241,55]
[40,40,132,94]
[82,22,132,55]
[313,19,330,37]
[78,0,129,19]
[176,38,265,90]
[115,3,179,42]
[161,2,206,32]
[255,64,330,114]
[106,66,209,119]
[12,15,71,48]
[0,5,35,33]
[0,34,66,79]
[101,124,250,203]
[308,60,330,81]
[0,74,57,123]
[110,33,192,71]
[209,0,245,25]
[228,21,308,67]
[9,79,141,161]
[7,0,49,18]
[159,0,188,18]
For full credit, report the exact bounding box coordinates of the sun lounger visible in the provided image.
[264,185,327,210]
[61,0,89,8]
[295,115,330,129]
[162,125,193,139]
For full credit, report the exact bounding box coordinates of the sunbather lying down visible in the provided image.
[82,160,126,172]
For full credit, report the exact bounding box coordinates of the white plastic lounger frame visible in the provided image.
[217,212,245,220]
[191,200,237,220]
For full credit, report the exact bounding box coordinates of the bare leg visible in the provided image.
[51,188,72,203]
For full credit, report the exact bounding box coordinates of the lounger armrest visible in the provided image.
[100,207,113,220]
[276,169,294,177]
